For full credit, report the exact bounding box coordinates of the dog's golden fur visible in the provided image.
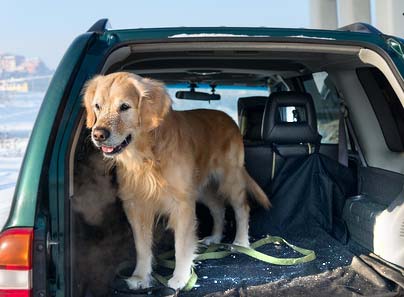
[83,72,270,290]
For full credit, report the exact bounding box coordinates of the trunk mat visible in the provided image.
[73,151,403,296]
[180,228,400,296]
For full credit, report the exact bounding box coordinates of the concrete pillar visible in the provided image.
[338,0,371,27]
[375,0,404,37]
[310,0,338,29]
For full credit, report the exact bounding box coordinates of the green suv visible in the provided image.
[1,19,404,296]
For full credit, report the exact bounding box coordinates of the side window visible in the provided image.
[303,72,340,144]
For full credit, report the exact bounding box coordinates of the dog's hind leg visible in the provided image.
[167,200,197,290]
[199,186,225,245]
[219,169,250,248]
[122,200,155,289]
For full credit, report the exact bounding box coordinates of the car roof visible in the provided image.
[89,19,391,45]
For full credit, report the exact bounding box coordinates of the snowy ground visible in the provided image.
[0,92,43,228]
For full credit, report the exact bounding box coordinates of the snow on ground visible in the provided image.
[0,92,43,228]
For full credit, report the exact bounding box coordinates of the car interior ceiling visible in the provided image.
[70,46,404,296]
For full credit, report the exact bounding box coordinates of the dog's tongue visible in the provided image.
[101,146,115,153]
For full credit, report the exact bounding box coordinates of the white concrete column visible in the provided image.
[338,0,371,27]
[310,0,338,29]
[375,0,404,37]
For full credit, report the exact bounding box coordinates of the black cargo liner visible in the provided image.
[73,209,402,297]
[71,152,404,297]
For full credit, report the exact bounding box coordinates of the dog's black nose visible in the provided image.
[93,127,110,141]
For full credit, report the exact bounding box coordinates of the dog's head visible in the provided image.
[82,72,172,157]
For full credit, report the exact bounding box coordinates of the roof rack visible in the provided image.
[338,22,382,34]
[87,18,111,34]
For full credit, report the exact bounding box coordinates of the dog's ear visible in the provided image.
[130,75,172,131]
[82,75,101,128]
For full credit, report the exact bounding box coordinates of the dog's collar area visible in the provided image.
[101,134,132,156]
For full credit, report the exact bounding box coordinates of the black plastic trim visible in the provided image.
[32,214,48,297]
[357,67,404,152]
[87,18,111,34]
[338,23,382,35]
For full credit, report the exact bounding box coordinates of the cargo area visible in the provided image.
[71,123,404,296]
[70,147,403,297]
[68,40,404,296]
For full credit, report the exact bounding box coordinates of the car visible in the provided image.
[1,19,404,297]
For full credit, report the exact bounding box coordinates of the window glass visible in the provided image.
[277,106,307,123]
[303,72,340,144]
[167,84,269,124]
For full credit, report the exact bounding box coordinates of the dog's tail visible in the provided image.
[243,168,271,209]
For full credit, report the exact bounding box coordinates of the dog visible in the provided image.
[82,72,270,290]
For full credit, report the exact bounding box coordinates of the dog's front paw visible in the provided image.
[201,234,222,245]
[126,275,151,290]
[168,274,190,290]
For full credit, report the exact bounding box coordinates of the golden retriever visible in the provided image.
[82,72,270,290]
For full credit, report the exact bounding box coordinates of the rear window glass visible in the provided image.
[303,72,340,144]
[167,84,269,124]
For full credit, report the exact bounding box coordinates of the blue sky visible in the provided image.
[0,0,309,69]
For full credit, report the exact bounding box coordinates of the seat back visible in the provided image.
[238,96,272,189]
[261,91,321,178]
[238,96,268,143]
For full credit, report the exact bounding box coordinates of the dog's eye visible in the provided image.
[95,103,100,110]
[120,103,131,112]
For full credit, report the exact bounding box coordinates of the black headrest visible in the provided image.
[237,96,269,114]
[261,91,321,144]
[238,96,269,141]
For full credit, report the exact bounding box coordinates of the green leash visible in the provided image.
[152,235,316,291]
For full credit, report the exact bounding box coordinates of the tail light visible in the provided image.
[0,228,33,297]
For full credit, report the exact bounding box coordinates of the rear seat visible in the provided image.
[242,92,322,193]
[238,96,268,142]
[262,91,322,179]
[238,96,272,190]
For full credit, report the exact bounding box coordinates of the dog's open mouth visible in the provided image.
[101,135,132,156]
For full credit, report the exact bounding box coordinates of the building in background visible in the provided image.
[0,80,29,92]
[0,54,49,75]
[0,55,25,73]
[0,54,53,92]
[310,0,404,37]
